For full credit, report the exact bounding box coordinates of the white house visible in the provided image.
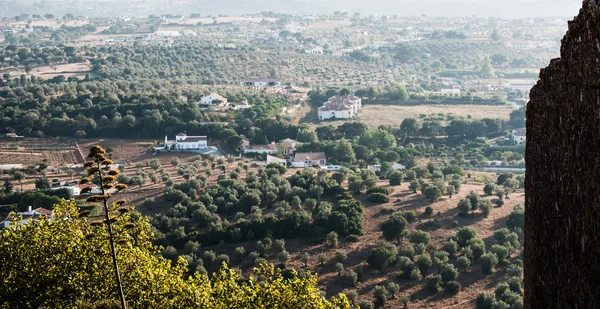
[244,143,278,154]
[199,93,228,107]
[512,128,526,145]
[267,155,287,165]
[509,83,536,93]
[164,133,208,150]
[318,95,362,121]
[292,152,327,168]
[240,78,281,87]
[368,162,406,173]
[3,206,54,228]
[233,101,251,110]
[162,15,185,23]
[305,47,324,54]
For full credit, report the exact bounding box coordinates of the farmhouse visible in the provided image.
[512,128,526,145]
[164,133,208,150]
[318,95,362,121]
[161,15,185,23]
[244,143,277,154]
[240,78,281,87]
[4,133,23,138]
[267,155,287,165]
[292,152,327,168]
[233,101,251,110]
[199,93,228,107]
[3,206,54,228]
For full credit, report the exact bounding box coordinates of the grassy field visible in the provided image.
[357,104,518,128]
[7,62,92,80]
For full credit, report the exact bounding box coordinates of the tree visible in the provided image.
[326,231,339,247]
[483,183,496,196]
[381,212,408,244]
[300,252,310,267]
[3,179,14,194]
[424,185,442,202]
[317,252,327,267]
[446,185,455,198]
[0,200,350,307]
[426,275,442,293]
[456,227,477,248]
[480,253,499,275]
[491,29,501,41]
[409,180,419,193]
[409,231,430,246]
[367,245,397,271]
[12,171,24,192]
[415,254,433,275]
[444,281,461,295]
[400,118,418,138]
[456,256,471,273]
[389,171,404,186]
[332,172,346,185]
[439,264,458,285]
[35,177,51,190]
[373,285,388,307]
[457,198,471,217]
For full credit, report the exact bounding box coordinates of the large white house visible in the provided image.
[3,206,54,228]
[318,95,362,121]
[292,152,327,168]
[199,93,227,107]
[233,101,251,110]
[512,128,526,145]
[240,78,281,87]
[164,133,208,150]
[244,143,278,154]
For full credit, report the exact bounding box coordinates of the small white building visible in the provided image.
[292,152,327,168]
[164,133,208,150]
[240,78,281,87]
[512,128,526,145]
[233,101,251,110]
[3,206,54,228]
[267,155,287,165]
[199,93,228,106]
[318,95,362,121]
[305,47,324,54]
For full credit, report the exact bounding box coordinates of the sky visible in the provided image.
[0,0,583,18]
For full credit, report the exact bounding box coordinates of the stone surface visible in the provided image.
[526,0,600,307]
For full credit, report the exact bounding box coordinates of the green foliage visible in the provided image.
[457,198,471,217]
[444,281,461,295]
[409,231,430,246]
[367,245,397,271]
[381,212,408,243]
[389,171,404,186]
[425,275,442,293]
[0,200,350,308]
[423,185,442,202]
[416,253,433,275]
[480,253,499,274]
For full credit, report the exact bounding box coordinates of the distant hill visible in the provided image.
[0,0,581,18]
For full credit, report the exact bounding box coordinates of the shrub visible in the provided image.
[367,245,397,271]
[423,185,442,202]
[343,270,358,286]
[457,198,471,217]
[444,281,461,295]
[456,256,471,272]
[480,253,499,274]
[425,275,442,293]
[409,231,430,246]
[373,285,388,307]
[216,254,230,265]
[389,171,404,186]
[480,200,492,217]
[424,206,434,216]
[439,264,458,285]
[367,192,389,203]
[443,240,458,257]
[483,183,496,196]
[346,234,360,242]
[358,299,374,309]
[366,186,392,195]
[489,244,510,264]
[415,254,433,275]
[476,292,497,309]
[400,210,417,222]
[335,250,348,264]
[399,245,415,259]
[410,268,422,281]
[456,227,477,248]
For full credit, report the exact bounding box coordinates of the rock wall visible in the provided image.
[526,0,600,307]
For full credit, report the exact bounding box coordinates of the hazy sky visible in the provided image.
[0,0,583,18]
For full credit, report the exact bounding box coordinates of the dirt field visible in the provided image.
[180,17,278,25]
[7,62,92,80]
[357,104,518,128]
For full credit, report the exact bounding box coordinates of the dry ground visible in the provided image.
[7,62,92,80]
[357,104,518,128]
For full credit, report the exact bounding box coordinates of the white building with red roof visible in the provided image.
[244,142,277,154]
[512,128,526,145]
[292,152,327,168]
[199,93,228,107]
[317,95,362,121]
[3,206,54,228]
[164,133,208,150]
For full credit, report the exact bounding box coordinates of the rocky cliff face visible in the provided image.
[526,1,600,307]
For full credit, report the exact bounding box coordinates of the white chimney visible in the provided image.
[27,206,32,213]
